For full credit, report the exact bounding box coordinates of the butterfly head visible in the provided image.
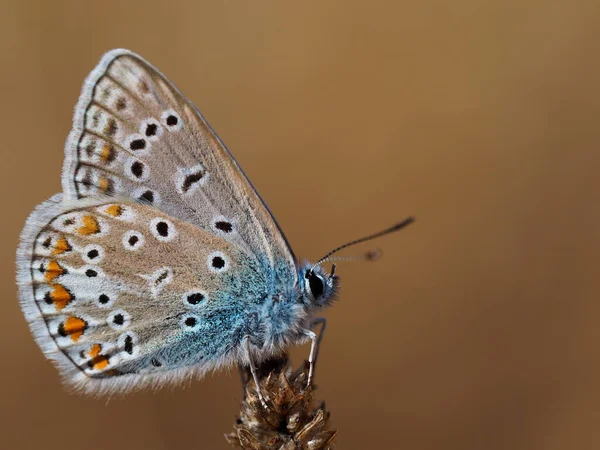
[301,263,339,309]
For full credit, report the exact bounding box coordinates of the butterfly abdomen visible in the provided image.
[258,295,309,351]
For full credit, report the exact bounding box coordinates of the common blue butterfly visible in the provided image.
[16,49,413,406]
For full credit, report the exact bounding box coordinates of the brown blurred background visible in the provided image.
[2,1,599,449]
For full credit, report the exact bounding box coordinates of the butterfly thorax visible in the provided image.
[253,263,338,354]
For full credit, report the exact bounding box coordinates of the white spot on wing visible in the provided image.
[134,187,160,206]
[125,133,151,155]
[161,109,183,131]
[107,309,131,330]
[96,292,116,309]
[207,251,229,273]
[182,290,209,308]
[176,164,208,195]
[180,314,201,332]
[122,230,145,250]
[211,216,236,236]
[149,217,177,242]
[139,118,163,142]
[82,244,105,264]
[140,267,173,296]
[125,157,150,182]
[118,331,139,359]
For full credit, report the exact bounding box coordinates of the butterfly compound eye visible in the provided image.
[306,271,324,298]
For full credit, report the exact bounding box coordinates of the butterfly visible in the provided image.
[16,49,414,406]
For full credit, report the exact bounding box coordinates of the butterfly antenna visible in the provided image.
[316,249,382,266]
[312,217,415,271]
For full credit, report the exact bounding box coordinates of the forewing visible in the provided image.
[62,48,297,289]
[17,195,269,394]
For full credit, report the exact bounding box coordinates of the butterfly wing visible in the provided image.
[61,48,297,290]
[17,196,281,394]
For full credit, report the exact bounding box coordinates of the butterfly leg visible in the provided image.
[309,317,327,364]
[237,364,248,396]
[242,336,268,408]
[302,317,327,389]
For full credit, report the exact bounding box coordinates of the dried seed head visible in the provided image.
[226,356,336,449]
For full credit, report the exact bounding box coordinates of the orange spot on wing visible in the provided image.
[105,204,123,217]
[87,344,109,370]
[62,316,87,342]
[88,343,102,358]
[78,215,100,235]
[93,356,109,370]
[44,260,65,282]
[100,144,113,162]
[51,236,71,255]
[98,177,110,192]
[50,284,73,310]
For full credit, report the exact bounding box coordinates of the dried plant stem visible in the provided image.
[226,355,336,449]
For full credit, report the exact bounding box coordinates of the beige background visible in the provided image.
[1,1,599,449]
